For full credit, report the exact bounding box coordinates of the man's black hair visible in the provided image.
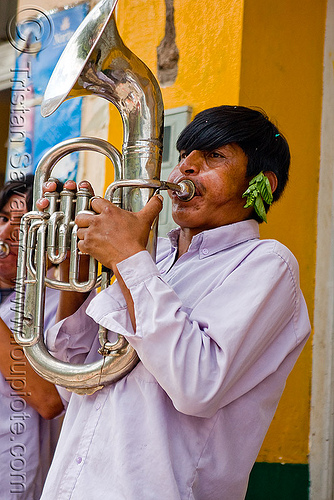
[176,105,290,222]
[0,174,34,212]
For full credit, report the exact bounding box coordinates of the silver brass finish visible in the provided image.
[14,0,195,395]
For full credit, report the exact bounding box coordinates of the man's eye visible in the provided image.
[208,151,224,159]
[178,151,187,161]
[0,215,9,224]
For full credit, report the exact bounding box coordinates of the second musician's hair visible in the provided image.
[0,175,34,212]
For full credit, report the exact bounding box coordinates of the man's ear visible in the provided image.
[264,171,278,194]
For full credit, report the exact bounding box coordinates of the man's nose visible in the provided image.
[179,150,203,175]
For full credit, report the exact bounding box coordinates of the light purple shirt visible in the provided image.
[0,286,60,500]
[42,220,310,500]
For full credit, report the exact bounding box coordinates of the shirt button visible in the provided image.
[76,457,82,464]
[96,403,101,410]
[202,248,209,255]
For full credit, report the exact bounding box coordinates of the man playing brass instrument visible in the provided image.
[39,106,310,500]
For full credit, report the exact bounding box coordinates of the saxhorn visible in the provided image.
[13,0,195,395]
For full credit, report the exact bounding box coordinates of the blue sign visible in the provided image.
[6,3,89,182]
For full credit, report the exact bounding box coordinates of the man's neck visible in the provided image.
[177,228,200,259]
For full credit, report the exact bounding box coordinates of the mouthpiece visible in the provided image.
[0,241,10,259]
[176,180,196,201]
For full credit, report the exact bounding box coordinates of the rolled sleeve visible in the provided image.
[117,250,161,287]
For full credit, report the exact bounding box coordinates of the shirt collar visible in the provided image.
[167,219,260,258]
[0,288,14,305]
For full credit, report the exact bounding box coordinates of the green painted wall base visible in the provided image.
[245,462,309,500]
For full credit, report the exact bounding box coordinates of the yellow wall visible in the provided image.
[239,0,326,463]
[107,0,245,183]
[108,0,326,465]
[118,0,244,110]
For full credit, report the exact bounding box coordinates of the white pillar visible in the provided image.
[310,0,334,497]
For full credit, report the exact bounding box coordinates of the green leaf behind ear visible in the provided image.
[258,175,273,205]
[254,195,267,223]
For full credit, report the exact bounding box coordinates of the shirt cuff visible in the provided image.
[116,250,160,288]
[86,251,159,337]
[86,280,126,319]
[86,284,135,338]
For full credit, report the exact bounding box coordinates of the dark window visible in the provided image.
[162,125,171,163]
[0,1,17,42]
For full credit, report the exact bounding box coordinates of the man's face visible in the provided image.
[167,143,252,235]
[0,193,27,288]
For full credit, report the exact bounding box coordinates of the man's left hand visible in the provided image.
[75,195,163,271]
